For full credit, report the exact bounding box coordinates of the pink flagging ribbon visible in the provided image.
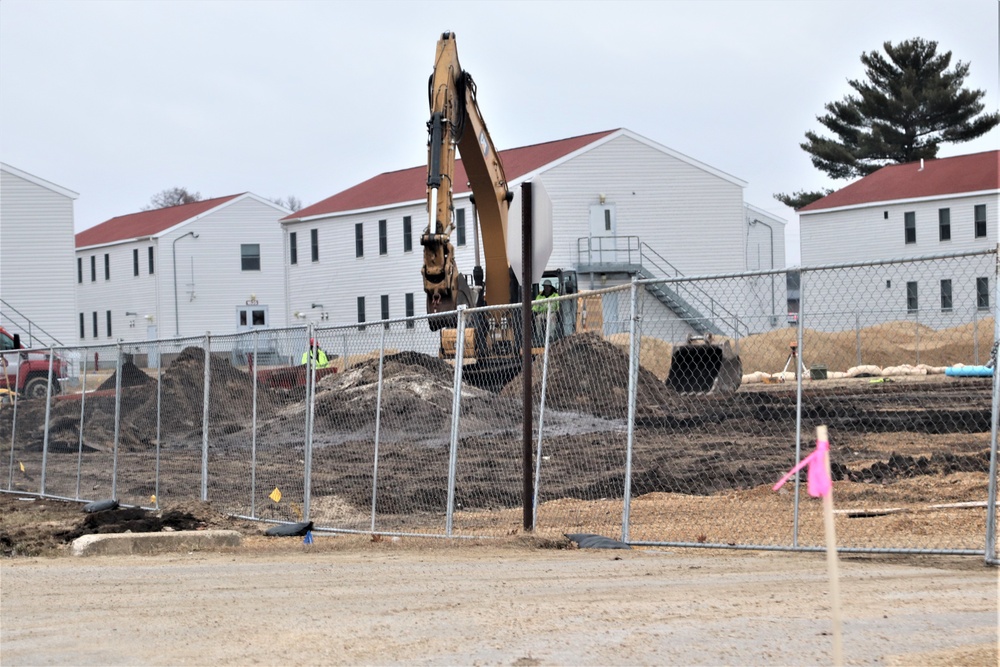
[773,439,832,497]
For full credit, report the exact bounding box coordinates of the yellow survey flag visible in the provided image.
[150,494,157,504]
[19,461,24,472]
[269,487,282,503]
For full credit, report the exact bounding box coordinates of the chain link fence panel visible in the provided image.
[2,250,997,561]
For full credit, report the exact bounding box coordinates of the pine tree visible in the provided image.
[776,38,998,208]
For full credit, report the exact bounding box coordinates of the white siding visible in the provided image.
[799,193,999,332]
[76,194,289,343]
[0,166,79,346]
[284,131,785,345]
[800,193,998,266]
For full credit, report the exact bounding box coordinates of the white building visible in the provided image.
[798,151,999,330]
[75,194,290,349]
[0,163,80,348]
[281,128,786,346]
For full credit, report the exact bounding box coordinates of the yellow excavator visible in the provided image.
[420,32,740,395]
[421,31,527,387]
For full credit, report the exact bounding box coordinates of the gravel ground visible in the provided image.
[1,543,996,666]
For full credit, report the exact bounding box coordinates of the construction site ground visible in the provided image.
[1,322,997,664]
[1,511,996,667]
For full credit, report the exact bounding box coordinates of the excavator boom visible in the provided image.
[422,32,511,327]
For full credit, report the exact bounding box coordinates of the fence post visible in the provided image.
[915,307,921,366]
[108,342,124,499]
[984,247,1000,564]
[532,305,556,530]
[76,347,88,500]
[855,312,862,368]
[622,278,640,543]
[973,306,980,365]
[250,331,259,518]
[445,305,467,537]
[304,323,315,521]
[370,324,388,533]
[39,346,55,496]
[6,356,18,490]
[154,339,162,510]
[793,271,806,548]
[201,333,211,501]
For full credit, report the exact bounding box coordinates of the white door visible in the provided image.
[588,203,617,263]
[237,305,269,331]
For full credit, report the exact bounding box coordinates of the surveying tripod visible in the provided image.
[780,341,804,380]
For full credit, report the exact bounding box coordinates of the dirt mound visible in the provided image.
[500,332,677,420]
[0,347,285,452]
[310,351,519,444]
[97,361,151,391]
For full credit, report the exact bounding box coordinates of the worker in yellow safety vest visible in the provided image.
[301,338,330,368]
[532,280,559,313]
[532,279,561,345]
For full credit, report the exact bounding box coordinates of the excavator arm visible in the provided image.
[422,32,512,327]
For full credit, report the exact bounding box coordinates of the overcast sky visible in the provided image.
[2,0,997,265]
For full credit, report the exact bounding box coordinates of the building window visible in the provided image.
[938,208,951,241]
[148,246,155,274]
[378,219,388,256]
[403,216,412,252]
[92,312,98,339]
[77,258,82,284]
[357,296,366,330]
[605,209,612,231]
[977,277,990,310]
[906,281,918,313]
[289,232,298,264]
[79,313,85,340]
[104,254,110,280]
[133,249,139,276]
[975,204,987,238]
[904,212,916,244]
[355,223,364,258]
[90,255,96,282]
[106,310,112,337]
[241,243,261,271]
[405,292,415,329]
[381,294,390,329]
[940,279,952,312]
[310,229,319,262]
[456,208,466,246]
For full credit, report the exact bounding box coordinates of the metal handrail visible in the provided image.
[0,298,64,347]
[637,242,751,337]
[575,237,752,338]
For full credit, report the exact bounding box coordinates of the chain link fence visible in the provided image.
[2,250,998,561]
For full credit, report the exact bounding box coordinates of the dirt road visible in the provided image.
[2,542,996,666]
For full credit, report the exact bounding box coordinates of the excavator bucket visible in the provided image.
[666,334,742,396]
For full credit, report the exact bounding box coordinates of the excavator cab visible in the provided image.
[666,334,742,396]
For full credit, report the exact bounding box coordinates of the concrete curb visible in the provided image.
[72,530,242,556]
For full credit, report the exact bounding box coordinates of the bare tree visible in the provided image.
[268,195,303,212]
[143,187,203,210]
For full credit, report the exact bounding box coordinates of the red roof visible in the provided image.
[285,130,619,220]
[800,151,1000,213]
[75,194,243,248]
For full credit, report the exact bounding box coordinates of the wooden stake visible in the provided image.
[818,424,844,667]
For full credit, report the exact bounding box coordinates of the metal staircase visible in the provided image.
[576,236,752,339]
[0,298,65,348]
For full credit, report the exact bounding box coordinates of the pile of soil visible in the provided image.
[0,347,284,452]
[0,495,260,557]
[500,332,679,421]
[96,361,151,390]
[310,351,521,444]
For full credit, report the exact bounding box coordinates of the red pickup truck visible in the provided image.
[0,326,67,399]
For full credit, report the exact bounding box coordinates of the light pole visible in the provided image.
[173,231,199,336]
